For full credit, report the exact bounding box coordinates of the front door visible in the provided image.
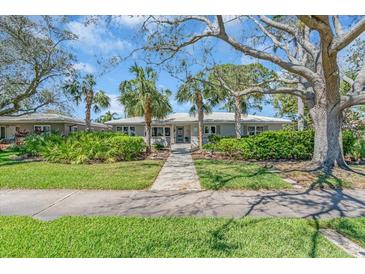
[176,127,184,143]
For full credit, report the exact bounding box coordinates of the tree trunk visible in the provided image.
[234,95,242,139]
[144,103,152,154]
[85,91,93,131]
[297,97,305,131]
[145,122,152,154]
[196,91,204,150]
[309,103,346,172]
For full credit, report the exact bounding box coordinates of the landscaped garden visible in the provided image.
[0,216,353,258]
[0,132,164,190]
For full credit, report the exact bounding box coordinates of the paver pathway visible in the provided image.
[1,188,365,221]
[150,143,201,191]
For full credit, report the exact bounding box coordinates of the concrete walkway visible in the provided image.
[1,188,365,221]
[150,143,201,191]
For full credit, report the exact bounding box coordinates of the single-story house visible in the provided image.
[0,113,110,141]
[106,112,291,147]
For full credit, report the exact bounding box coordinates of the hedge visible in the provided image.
[16,132,146,164]
[203,130,355,160]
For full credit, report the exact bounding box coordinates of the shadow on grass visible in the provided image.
[310,173,351,189]
[202,167,271,190]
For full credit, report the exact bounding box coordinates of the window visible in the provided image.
[164,127,170,137]
[247,125,265,136]
[248,126,256,136]
[70,126,78,132]
[123,126,129,135]
[116,126,135,136]
[210,126,216,134]
[0,126,5,139]
[34,125,51,134]
[204,125,216,135]
[256,126,264,135]
[152,127,164,137]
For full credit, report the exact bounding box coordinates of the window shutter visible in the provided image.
[216,125,221,135]
[264,126,269,131]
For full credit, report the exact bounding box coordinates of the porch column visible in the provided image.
[171,125,175,144]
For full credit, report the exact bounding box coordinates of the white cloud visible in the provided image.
[111,15,145,28]
[73,62,95,74]
[107,94,124,115]
[66,20,131,54]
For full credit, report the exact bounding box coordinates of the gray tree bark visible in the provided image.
[297,97,305,131]
[234,95,242,138]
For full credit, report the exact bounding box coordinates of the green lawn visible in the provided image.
[325,217,365,248]
[194,159,292,190]
[0,216,349,258]
[0,151,164,189]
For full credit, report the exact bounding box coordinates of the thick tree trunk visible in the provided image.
[85,91,93,131]
[297,97,305,131]
[310,103,346,172]
[234,95,242,139]
[196,91,204,150]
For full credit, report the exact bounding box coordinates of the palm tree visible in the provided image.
[176,73,218,150]
[95,111,119,123]
[119,65,172,153]
[64,74,110,131]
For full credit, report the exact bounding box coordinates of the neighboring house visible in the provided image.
[0,113,110,141]
[106,112,291,147]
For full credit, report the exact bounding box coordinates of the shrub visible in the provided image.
[352,139,365,161]
[16,132,146,164]
[204,129,358,161]
[153,143,165,150]
[342,130,356,156]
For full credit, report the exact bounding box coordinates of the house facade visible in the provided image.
[0,113,110,142]
[106,112,291,148]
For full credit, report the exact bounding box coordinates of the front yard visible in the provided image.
[194,159,292,190]
[193,158,365,190]
[0,216,351,258]
[0,151,164,190]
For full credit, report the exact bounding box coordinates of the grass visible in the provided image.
[194,159,292,190]
[0,150,164,190]
[0,216,350,258]
[325,217,365,248]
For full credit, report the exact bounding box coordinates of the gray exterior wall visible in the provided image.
[109,122,287,149]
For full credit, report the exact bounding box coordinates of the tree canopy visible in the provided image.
[0,16,75,116]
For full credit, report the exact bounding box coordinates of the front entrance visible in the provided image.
[176,126,184,143]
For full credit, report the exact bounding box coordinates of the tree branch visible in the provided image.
[331,17,365,53]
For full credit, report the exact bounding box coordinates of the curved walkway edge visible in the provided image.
[1,188,365,221]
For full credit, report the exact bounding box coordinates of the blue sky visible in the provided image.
[62,15,279,120]
[61,15,361,120]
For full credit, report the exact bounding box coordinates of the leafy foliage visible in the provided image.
[16,132,146,164]
[0,16,75,116]
[204,130,356,161]
[208,64,274,114]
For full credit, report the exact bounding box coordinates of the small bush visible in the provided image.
[153,143,165,150]
[16,132,146,164]
[342,130,356,156]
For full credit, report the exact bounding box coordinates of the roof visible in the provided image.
[0,113,109,129]
[106,112,291,126]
